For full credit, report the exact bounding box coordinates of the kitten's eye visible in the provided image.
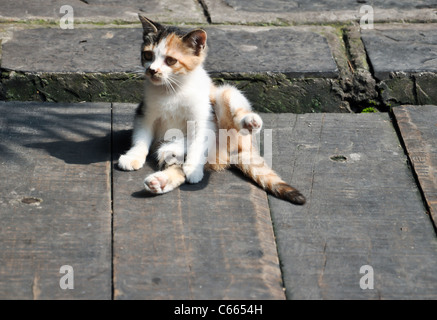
[165,56,177,66]
[143,51,154,61]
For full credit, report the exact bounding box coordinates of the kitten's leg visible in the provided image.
[118,109,153,171]
[144,165,185,194]
[212,84,263,133]
[183,114,212,184]
[144,139,186,194]
[211,85,305,205]
[236,110,263,133]
[155,137,186,169]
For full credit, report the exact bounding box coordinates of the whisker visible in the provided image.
[167,76,182,91]
[168,74,182,84]
[162,78,170,93]
[164,77,176,93]
[170,78,183,88]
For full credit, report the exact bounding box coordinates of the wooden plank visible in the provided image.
[264,113,437,299]
[393,105,437,226]
[0,101,112,299]
[112,103,285,300]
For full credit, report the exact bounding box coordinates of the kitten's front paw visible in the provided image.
[118,154,146,171]
[183,164,204,184]
[241,113,263,133]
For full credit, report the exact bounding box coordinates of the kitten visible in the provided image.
[118,15,306,205]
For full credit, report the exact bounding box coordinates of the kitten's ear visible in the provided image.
[138,14,161,34]
[183,29,207,56]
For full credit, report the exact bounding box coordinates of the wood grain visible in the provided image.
[264,112,437,299]
[112,103,285,299]
[393,105,437,226]
[0,102,112,299]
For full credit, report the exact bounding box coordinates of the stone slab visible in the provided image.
[377,72,437,107]
[0,101,112,299]
[378,73,417,107]
[0,71,346,113]
[1,26,338,77]
[361,25,437,81]
[0,0,205,24]
[263,113,437,299]
[393,105,437,227]
[112,103,285,300]
[0,26,344,112]
[1,28,143,73]
[415,73,437,105]
[204,0,437,24]
[206,26,338,77]
[221,0,437,12]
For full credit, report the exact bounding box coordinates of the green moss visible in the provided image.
[0,18,58,26]
[311,98,322,112]
[0,71,144,103]
[1,70,347,113]
[361,107,378,113]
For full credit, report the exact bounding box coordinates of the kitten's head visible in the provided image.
[139,15,207,87]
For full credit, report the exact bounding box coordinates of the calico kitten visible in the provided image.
[118,15,306,205]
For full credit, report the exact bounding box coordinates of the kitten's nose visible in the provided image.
[148,68,157,76]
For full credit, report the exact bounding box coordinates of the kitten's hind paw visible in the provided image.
[118,154,145,171]
[144,172,170,194]
[241,113,263,133]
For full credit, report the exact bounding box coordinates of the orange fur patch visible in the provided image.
[165,34,204,74]
[164,165,186,185]
[209,84,217,106]
[218,88,235,130]
[142,43,155,52]
[233,108,251,124]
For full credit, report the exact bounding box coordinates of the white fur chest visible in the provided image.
[143,68,213,139]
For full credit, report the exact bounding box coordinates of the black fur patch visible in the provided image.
[143,26,187,46]
[135,101,145,116]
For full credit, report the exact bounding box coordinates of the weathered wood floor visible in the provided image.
[1,102,436,299]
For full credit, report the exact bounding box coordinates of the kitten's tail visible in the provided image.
[236,152,306,205]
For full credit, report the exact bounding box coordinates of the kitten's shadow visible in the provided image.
[26,128,212,197]
[131,189,158,199]
[26,129,131,165]
[180,170,211,191]
[114,129,212,197]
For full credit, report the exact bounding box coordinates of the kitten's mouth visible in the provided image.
[145,68,163,85]
[148,74,163,85]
